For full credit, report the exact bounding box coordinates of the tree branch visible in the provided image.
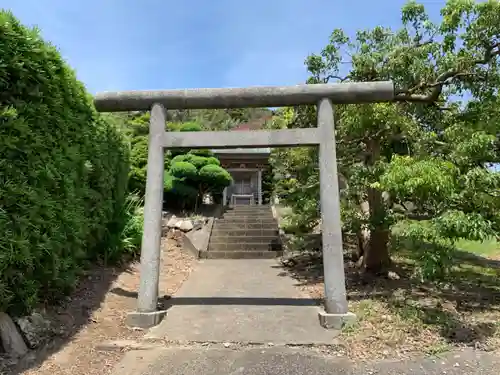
[324,74,350,83]
[395,41,500,103]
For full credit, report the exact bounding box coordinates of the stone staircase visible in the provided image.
[201,205,283,259]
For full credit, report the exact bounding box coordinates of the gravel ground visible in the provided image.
[9,234,196,375]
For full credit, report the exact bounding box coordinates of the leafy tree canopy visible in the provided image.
[272,0,500,279]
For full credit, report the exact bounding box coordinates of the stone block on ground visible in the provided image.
[191,219,204,231]
[0,312,29,357]
[178,220,194,232]
[14,310,56,348]
[166,216,180,229]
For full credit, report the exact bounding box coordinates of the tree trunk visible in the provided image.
[354,229,365,261]
[357,227,391,275]
[365,186,391,273]
[356,139,391,275]
[359,226,390,274]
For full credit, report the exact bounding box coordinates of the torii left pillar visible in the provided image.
[126,103,166,328]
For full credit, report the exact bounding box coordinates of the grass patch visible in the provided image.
[282,237,500,360]
[456,237,499,257]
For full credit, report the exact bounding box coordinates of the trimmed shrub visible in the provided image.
[0,11,131,315]
[199,164,232,186]
[165,149,232,209]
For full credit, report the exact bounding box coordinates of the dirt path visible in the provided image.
[12,234,196,375]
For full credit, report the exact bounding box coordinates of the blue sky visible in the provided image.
[3,0,445,94]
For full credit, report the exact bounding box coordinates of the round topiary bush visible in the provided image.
[165,148,232,209]
[0,11,130,315]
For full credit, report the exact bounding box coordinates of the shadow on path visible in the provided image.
[162,296,321,307]
[109,287,321,310]
[453,250,500,269]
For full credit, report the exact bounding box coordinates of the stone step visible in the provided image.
[223,210,273,215]
[199,250,283,259]
[208,242,282,252]
[211,228,279,237]
[221,213,275,220]
[209,235,279,244]
[224,206,273,210]
[223,212,274,217]
[222,210,273,217]
[214,222,275,230]
[219,218,276,224]
[216,217,276,224]
[224,204,271,211]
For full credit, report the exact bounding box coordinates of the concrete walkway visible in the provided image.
[111,259,500,375]
[113,346,500,375]
[146,259,335,344]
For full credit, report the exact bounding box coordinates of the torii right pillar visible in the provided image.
[317,98,356,329]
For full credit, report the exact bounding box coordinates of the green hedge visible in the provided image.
[0,11,131,315]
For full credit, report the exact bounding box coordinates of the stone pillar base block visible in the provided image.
[126,310,166,329]
[318,310,356,330]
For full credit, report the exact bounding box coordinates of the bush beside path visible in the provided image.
[4,235,195,375]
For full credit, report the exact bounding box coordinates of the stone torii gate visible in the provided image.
[94,81,395,329]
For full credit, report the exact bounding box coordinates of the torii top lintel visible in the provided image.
[93,81,394,112]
